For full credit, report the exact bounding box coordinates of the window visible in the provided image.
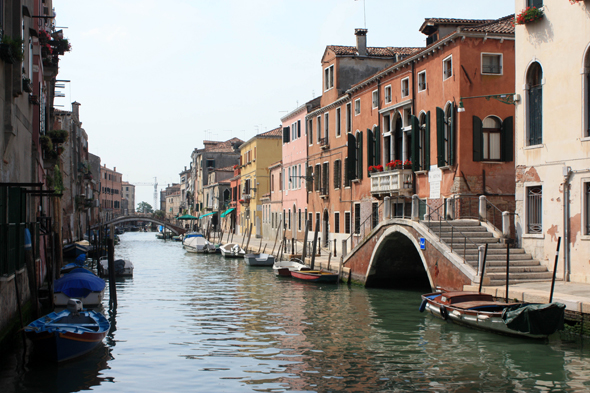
[482,53,502,75]
[206,159,215,168]
[354,99,361,116]
[344,211,351,234]
[372,90,379,109]
[482,117,501,160]
[334,212,340,233]
[308,119,313,145]
[372,202,379,229]
[418,71,426,92]
[271,174,274,192]
[336,107,341,137]
[298,164,301,188]
[437,104,455,166]
[527,186,542,234]
[324,65,334,91]
[314,164,321,191]
[321,162,329,195]
[306,165,313,191]
[324,112,329,142]
[354,203,361,234]
[413,112,430,171]
[585,51,590,137]
[317,116,322,143]
[288,209,291,230]
[283,126,290,144]
[443,55,452,80]
[298,209,302,231]
[346,103,352,133]
[316,212,320,231]
[401,78,409,98]
[528,0,543,7]
[384,85,392,104]
[527,62,543,146]
[585,182,590,235]
[333,159,341,189]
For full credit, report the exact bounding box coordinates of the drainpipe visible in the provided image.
[411,60,417,196]
[563,166,572,282]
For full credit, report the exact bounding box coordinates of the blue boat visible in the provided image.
[25,299,110,362]
[54,271,106,308]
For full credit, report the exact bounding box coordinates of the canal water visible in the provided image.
[2,232,590,392]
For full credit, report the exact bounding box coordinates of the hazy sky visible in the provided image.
[53,0,515,207]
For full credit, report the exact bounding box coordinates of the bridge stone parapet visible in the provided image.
[342,218,477,290]
[94,214,187,236]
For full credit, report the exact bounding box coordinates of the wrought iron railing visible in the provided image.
[345,200,385,250]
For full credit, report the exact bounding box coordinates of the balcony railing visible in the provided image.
[370,168,413,196]
[320,137,329,149]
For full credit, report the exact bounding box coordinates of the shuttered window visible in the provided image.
[527,62,543,146]
[437,104,455,166]
[334,160,341,189]
[473,116,513,162]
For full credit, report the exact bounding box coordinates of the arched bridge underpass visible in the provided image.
[94,215,187,236]
[343,219,478,291]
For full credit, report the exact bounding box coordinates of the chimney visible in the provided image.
[114,167,116,172]
[355,28,368,56]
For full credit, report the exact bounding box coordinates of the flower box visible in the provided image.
[513,7,544,25]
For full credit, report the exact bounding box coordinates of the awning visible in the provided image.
[199,212,214,219]
[220,208,235,218]
[177,214,198,220]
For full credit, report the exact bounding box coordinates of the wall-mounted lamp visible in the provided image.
[457,93,519,113]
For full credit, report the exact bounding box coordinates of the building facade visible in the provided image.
[100,165,123,220]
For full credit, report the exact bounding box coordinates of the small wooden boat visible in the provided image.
[54,271,106,308]
[183,236,212,253]
[220,243,246,258]
[62,241,90,259]
[98,257,134,277]
[244,253,276,266]
[290,270,339,283]
[420,289,565,338]
[272,259,311,277]
[25,299,110,362]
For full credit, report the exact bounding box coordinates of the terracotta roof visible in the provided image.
[257,126,282,138]
[419,18,495,34]
[327,45,420,57]
[202,137,244,153]
[461,15,515,34]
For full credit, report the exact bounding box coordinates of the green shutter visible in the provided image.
[473,115,483,162]
[502,116,514,162]
[347,133,356,181]
[374,126,380,166]
[425,111,431,169]
[367,128,373,167]
[357,131,363,180]
[411,115,419,172]
[283,127,290,143]
[436,107,445,167]
[450,102,455,166]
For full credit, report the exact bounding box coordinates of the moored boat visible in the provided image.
[220,243,246,258]
[98,257,134,277]
[244,253,275,266]
[272,259,311,277]
[54,271,106,308]
[25,299,110,362]
[62,241,90,259]
[183,236,212,253]
[290,270,339,283]
[420,289,565,338]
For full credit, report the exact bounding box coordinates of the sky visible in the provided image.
[53,0,515,208]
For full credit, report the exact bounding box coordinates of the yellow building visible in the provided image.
[238,127,282,238]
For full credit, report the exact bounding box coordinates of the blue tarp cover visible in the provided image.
[54,272,106,298]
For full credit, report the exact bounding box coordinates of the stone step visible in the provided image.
[422,219,482,227]
[485,271,554,281]
[427,225,489,233]
[464,253,533,262]
[461,248,526,255]
[486,277,556,287]
[467,261,543,270]
[484,265,549,274]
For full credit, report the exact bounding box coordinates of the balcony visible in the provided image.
[319,186,328,198]
[320,137,329,150]
[370,169,413,196]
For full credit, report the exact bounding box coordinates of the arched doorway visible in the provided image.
[366,231,430,289]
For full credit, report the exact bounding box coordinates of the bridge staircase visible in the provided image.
[423,219,553,286]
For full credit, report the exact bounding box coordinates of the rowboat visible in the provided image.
[54,271,106,308]
[62,241,90,259]
[272,259,311,277]
[420,289,565,338]
[98,257,134,277]
[25,299,110,362]
[220,243,246,258]
[290,270,339,283]
[244,253,275,266]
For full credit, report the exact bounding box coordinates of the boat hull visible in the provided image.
[272,260,311,277]
[290,270,339,283]
[244,253,275,266]
[54,291,105,308]
[220,243,245,258]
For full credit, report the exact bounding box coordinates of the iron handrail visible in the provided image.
[344,200,385,250]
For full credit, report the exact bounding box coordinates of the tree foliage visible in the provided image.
[137,201,153,213]
[153,210,165,219]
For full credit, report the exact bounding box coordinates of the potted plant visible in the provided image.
[0,36,24,64]
[403,159,412,169]
[22,77,33,93]
[513,7,544,25]
[48,129,69,144]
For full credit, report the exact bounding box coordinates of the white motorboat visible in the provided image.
[244,253,275,266]
[220,243,246,258]
[272,259,311,277]
[183,236,212,253]
[98,257,134,277]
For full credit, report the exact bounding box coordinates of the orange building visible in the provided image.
[99,165,123,220]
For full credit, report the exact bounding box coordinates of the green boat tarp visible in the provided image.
[502,302,566,336]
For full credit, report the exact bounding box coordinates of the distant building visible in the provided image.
[122,181,135,214]
[100,165,123,220]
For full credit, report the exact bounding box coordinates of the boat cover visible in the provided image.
[502,302,566,335]
[68,267,95,275]
[74,253,86,265]
[54,272,106,298]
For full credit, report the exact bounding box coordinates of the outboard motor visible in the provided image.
[67,298,83,315]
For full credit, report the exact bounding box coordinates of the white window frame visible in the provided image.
[443,55,453,80]
[384,85,392,104]
[324,112,329,141]
[354,98,361,116]
[372,89,379,109]
[316,115,322,143]
[344,211,351,234]
[308,118,313,146]
[523,182,544,238]
[401,77,410,98]
[481,52,503,76]
[324,64,334,91]
[346,102,352,133]
[418,71,426,92]
[335,107,342,137]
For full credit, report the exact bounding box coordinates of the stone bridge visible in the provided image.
[342,218,478,291]
[94,214,187,236]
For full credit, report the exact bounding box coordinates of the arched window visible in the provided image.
[482,117,502,160]
[527,62,543,146]
[585,49,590,137]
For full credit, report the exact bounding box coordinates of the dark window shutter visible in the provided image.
[297,120,301,138]
[450,102,455,166]
[306,165,313,190]
[411,115,419,172]
[283,127,290,143]
[374,126,380,166]
[473,115,483,162]
[436,107,445,167]
[367,129,373,167]
[501,116,514,162]
[425,111,431,169]
[357,131,363,180]
[347,133,356,181]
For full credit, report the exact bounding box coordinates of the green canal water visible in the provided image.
[2,232,590,392]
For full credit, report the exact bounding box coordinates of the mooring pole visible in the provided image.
[271,219,281,257]
[505,240,510,303]
[108,225,117,308]
[478,243,489,293]
[301,220,309,263]
[549,237,562,303]
[245,223,253,253]
[310,222,320,270]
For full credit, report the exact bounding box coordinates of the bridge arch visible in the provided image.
[366,225,432,289]
[93,215,187,236]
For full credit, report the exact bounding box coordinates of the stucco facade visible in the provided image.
[514,0,590,283]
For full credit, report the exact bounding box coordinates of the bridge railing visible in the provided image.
[345,200,385,251]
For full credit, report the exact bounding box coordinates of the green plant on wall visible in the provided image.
[0,36,24,64]
[48,129,69,144]
[53,165,64,195]
[39,135,53,152]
